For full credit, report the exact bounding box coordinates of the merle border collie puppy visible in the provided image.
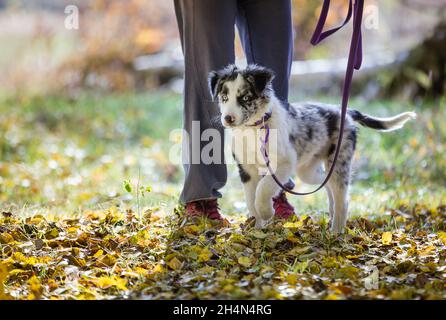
[209,64,416,234]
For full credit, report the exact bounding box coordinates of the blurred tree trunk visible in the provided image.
[382,21,446,100]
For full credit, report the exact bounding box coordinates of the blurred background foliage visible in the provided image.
[0,0,445,217]
[0,0,444,97]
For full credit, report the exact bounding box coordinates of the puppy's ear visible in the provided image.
[208,71,221,100]
[245,66,275,95]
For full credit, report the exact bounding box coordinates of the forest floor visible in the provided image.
[1,92,445,299]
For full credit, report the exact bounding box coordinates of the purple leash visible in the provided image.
[259,0,364,195]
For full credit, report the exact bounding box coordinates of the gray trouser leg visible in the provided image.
[175,0,237,203]
[236,0,293,102]
[236,0,294,188]
[174,0,293,204]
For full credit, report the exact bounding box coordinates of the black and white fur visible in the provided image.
[209,64,416,233]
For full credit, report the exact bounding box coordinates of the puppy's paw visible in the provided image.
[258,208,274,221]
[330,219,346,235]
[255,200,274,222]
[254,217,273,229]
[254,218,266,229]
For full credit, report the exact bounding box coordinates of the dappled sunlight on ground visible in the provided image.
[1,92,445,299]
[1,204,446,299]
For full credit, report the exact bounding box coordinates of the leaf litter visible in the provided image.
[1,203,446,300]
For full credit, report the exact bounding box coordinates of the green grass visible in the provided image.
[0,92,183,214]
[0,91,445,220]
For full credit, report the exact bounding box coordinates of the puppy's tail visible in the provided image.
[348,109,417,132]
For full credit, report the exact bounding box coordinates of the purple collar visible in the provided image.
[247,111,272,127]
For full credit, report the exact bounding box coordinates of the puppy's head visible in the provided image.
[208,64,274,127]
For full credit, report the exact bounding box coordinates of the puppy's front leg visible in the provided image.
[243,176,260,219]
[236,163,261,223]
[255,165,292,227]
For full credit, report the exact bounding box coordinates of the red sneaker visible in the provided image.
[273,192,295,219]
[185,199,224,221]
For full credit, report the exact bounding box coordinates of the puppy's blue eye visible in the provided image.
[243,95,250,102]
[221,94,228,102]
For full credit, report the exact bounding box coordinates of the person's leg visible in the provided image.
[236,0,295,218]
[236,0,293,102]
[174,0,237,204]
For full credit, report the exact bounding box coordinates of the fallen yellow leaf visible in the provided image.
[437,231,446,246]
[197,248,213,263]
[285,273,298,285]
[419,245,436,256]
[28,276,43,299]
[382,232,392,245]
[183,225,200,235]
[146,265,164,280]
[98,254,117,267]
[45,228,59,239]
[95,276,128,291]
[167,257,183,270]
[93,249,104,259]
[0,263,9,299]
[0,232,14,244]
[325,293,342,300]
[238,256,252,268]
[283,221,302,229]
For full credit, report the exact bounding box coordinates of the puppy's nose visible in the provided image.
[224,115,235,125]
